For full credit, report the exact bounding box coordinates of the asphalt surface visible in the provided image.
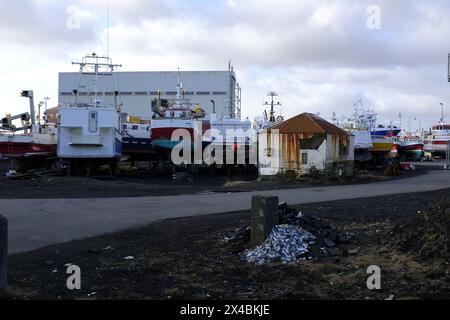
[2,168,450,254]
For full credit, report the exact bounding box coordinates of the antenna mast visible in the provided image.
[263,92,282,123]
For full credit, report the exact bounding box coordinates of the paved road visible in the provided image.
[2,169,450,254]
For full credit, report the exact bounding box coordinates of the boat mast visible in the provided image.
[72,53,122,106]
[263,92,281,123]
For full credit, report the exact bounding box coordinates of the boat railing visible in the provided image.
[65,102,121,110]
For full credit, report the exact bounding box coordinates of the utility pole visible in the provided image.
[263,92,281,123]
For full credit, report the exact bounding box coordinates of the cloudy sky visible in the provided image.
[1,0,450,131]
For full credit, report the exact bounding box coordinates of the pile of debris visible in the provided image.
[244,225,316,265]
[278,202,351,248]
[388,197,450,263]
[223,202,353,265]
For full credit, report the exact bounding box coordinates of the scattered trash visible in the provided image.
[223,226,251,243]
[348,247,360,255]
[64,263,74,267]
[124,256,135,260]
[104,246,114,250]
[296,211,304,219]
[385,294,394,300]
[244,225,316,265]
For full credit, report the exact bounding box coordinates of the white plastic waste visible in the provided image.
[244,225,316,265]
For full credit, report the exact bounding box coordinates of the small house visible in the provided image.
[259,113,354,177]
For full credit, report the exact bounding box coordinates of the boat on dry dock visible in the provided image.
[400,133,424,161]
[57,53,125,175]
[122,119,153,159]
[150,72,208,152]
[423,106,450,157]
[370,125,402,156]
[0,91,58,162]
[336,102,374,163]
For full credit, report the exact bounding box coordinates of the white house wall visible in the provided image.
[258,131,354,177]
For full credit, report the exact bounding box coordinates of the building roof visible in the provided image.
[270,113,349,135]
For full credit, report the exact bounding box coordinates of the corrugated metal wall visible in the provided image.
[58,71,236,120]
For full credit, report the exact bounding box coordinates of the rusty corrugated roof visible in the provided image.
[270,113,349,135]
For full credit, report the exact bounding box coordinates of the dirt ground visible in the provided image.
[3,188,450,300]
[0,164,428,199]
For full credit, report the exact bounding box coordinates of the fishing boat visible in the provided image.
[423,122,450,157]
[398,131,424,161]
[370,124,402,154]
[335,103,374,163]
[122,120,153,158]
[0,91,58,160]
[368,123,403,161]
[401,140,424,161]
[150,72,207,153]
[57,53,125,175]
[423,104,450,157]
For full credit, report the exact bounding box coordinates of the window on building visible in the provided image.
[301,153,308,165]
[265,148,272,157]
[299,134,326,150]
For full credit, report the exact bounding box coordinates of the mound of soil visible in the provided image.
[388,197,450,263]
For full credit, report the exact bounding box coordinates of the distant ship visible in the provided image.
[334,101,373,163]
[423,105,450,157]
[424,122,450,157]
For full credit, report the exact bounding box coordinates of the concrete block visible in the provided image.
[0,215,7,292]
[251,195,279,246]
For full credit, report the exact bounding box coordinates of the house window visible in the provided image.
[301,153,308,165]
[265,148,273,157]
[299,134,326,150]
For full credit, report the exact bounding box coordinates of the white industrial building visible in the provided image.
[58,66,241,121]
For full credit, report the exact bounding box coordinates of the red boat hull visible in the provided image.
[0,142,56,157]
[152,127,195,141]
